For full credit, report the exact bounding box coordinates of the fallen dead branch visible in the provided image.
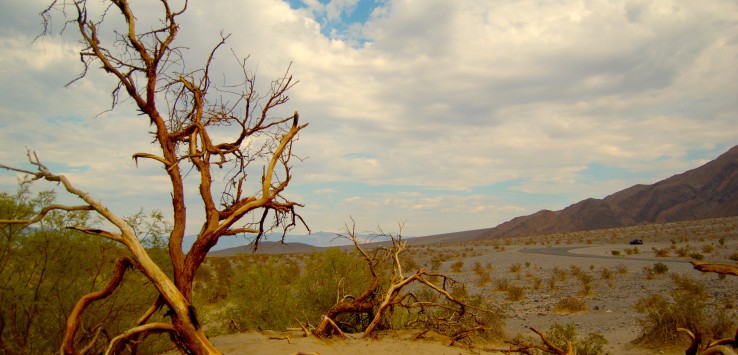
[314,220,496,342]
[487,326,574,355]
[267,335,292,344]
[680,327,738,355]
[691,261,738,277]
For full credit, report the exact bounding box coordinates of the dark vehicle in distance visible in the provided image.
[629,239,644,245]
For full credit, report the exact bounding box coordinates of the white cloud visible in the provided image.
[1,0,737,237]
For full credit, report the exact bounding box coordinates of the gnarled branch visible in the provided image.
[61,257,134,355]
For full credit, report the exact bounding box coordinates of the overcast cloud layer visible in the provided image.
[1,0,737,239]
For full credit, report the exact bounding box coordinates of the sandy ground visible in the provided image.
[197,234,737,355]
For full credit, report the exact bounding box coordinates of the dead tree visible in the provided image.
[0,1,306,353]
[685,262,738,355]
[315,221,494,342]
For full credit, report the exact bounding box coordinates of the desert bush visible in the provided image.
[531,277,543,290]
[553,296,587,313]
[553,266,568,281]
[577,273,594,296]
[652,247,670,257]
[599,267,613,280]
[611,250,621,256]
[730,251,738,262]
[652,262,669,274]
[401,255,419,272]
[506,285,525,301]
[226,247,372,333]
[634,292,736,346]
[670,273,708,299]
[541,323,608,355]
[689,252,705,260]
[475,272,492,287]
[450,260,465,273]
[547,275,557,291]
[510,263,522,273]
[472,261,485,275]
[494,278,512,292]
[701,245,714,254]
[0,188,172,354]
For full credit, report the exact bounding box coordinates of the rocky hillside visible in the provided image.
[478,144,738,239]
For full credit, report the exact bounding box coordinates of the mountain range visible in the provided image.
[477,144,738,239]
[210,144,738,255]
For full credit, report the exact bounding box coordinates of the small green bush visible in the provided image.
[543,323,608,355]
[653,262,669,274]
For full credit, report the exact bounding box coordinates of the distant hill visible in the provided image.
[209,241,324,257]
[477,144,738,239]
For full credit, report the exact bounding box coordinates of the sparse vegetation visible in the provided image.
[510,262,522,273]
[653,262,669,274]
[554,296,587,313]
[450,260,465,272]
[653,247,670,257]
[634,286,736,346]
[507,285,526,301]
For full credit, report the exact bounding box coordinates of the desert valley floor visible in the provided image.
[192,217,738,355]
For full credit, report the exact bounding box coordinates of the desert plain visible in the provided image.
[186,216,738,355]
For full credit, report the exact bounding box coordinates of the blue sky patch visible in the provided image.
[285,0,378,41]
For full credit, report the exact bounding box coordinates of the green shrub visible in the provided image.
[634,292,736,346]
[653,262,669,274]
[544,323,608,355]
[576,273,594,296]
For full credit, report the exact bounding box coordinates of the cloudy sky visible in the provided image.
[1,0,737,240]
